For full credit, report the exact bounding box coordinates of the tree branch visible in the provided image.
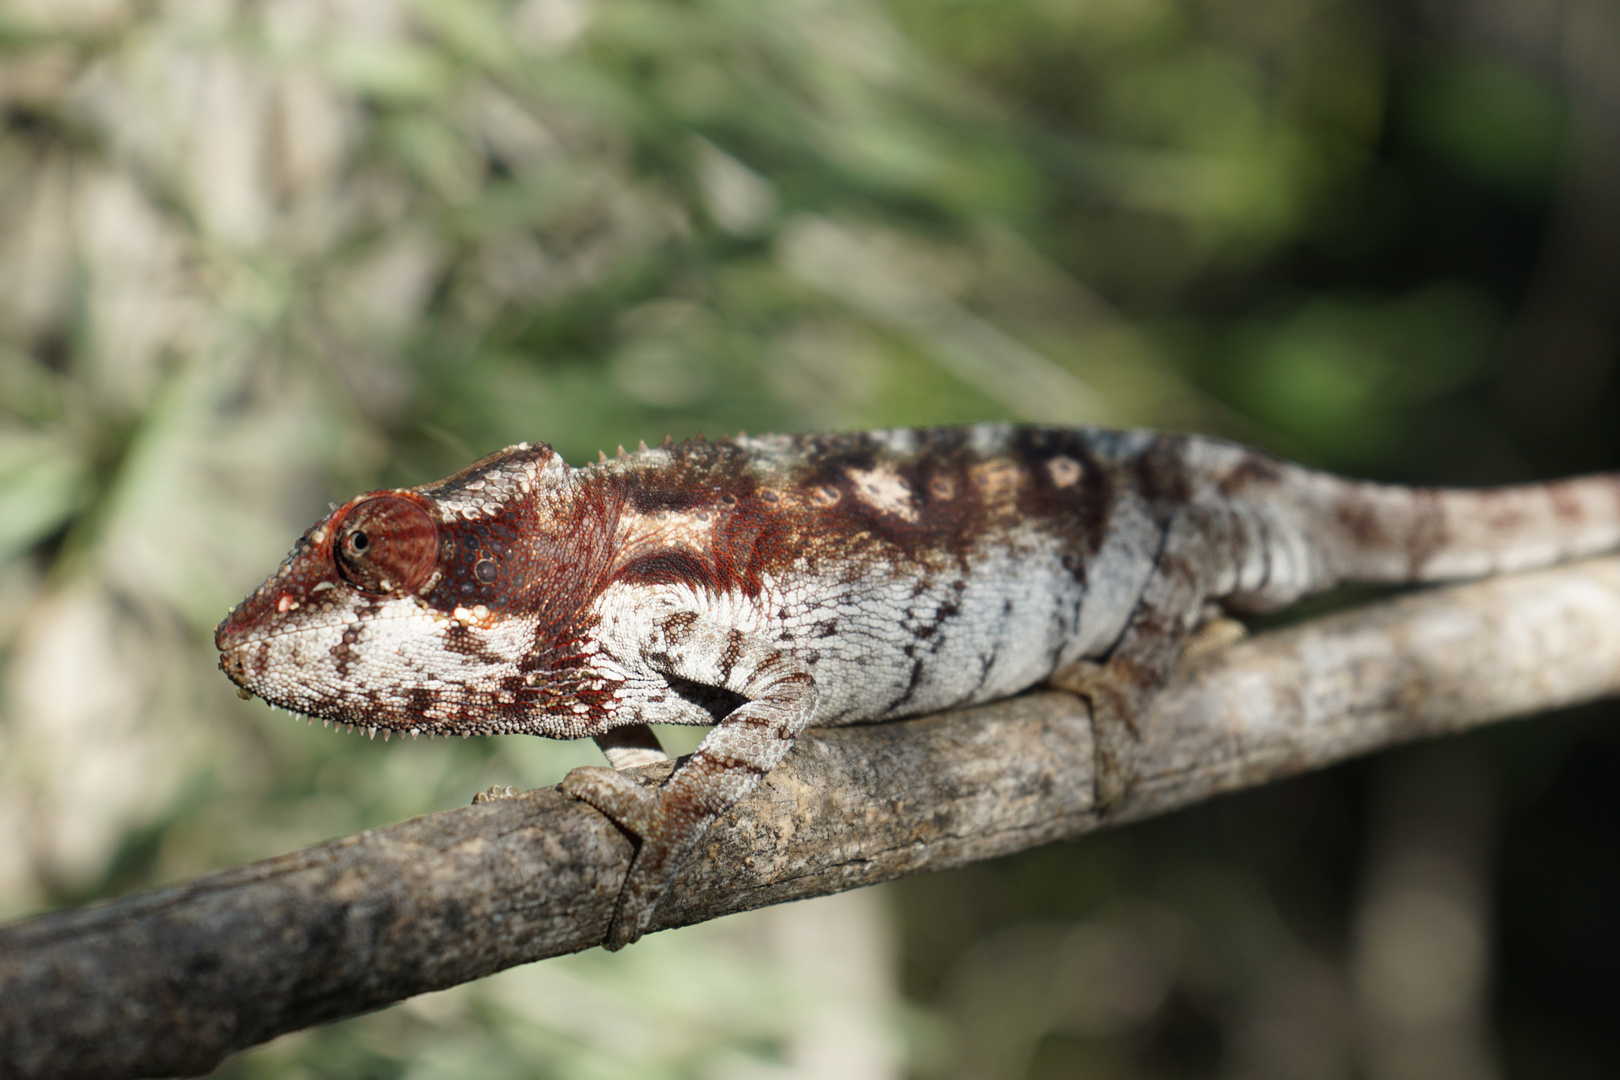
[6,557,1620,1080]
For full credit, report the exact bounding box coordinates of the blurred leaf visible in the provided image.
[323,38,457,102]
[1406,57,1565,199]
[0,429,87,561]
[1225,284,1498,464]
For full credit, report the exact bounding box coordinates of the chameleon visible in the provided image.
[213,425,1620,948]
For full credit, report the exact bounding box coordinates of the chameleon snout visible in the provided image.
[217,647,249,688]
[215,611,259,691]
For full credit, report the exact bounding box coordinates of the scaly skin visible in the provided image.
[215,425,1620,947]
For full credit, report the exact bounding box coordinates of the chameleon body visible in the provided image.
[214,425,1620,947]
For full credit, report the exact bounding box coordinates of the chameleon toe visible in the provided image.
[562,766,665,838]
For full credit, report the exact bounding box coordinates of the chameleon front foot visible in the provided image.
[562,766,664,837]
[562,766,685,950]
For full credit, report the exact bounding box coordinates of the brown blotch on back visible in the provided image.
[1007,428,1116,556]
[613,429,1012,597]
[1128,436,1194,506]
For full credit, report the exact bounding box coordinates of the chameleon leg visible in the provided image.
[1051,505,1258,811]
[594,724,669,770]
[563,614,818,949]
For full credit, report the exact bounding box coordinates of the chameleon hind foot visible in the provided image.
[1046,660,1146,814]
[1179,614,1247,668]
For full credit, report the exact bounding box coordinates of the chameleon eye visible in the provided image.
[334,495,439,595]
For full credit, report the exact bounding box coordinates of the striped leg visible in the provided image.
[563,612,818,950]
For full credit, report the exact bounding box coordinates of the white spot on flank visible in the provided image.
[1047,455,1083,488]
[277,594,298,613]
[846,467,918,522]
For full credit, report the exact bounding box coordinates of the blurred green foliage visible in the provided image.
[1405,57,1565,200]
[2,0,1616,1075]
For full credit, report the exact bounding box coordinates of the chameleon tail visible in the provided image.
[1296,470,1620,587]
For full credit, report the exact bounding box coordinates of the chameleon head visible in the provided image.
[213,443,606,736]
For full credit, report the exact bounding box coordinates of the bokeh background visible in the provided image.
[2,0,1619,1076]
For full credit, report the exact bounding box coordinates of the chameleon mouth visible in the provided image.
[216,634,457,734]
[217,645,359,727]
[216,637,324,716]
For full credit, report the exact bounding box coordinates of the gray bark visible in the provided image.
[6,557,1620,1079]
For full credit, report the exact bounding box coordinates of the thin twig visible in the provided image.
[5,557,1620,1080]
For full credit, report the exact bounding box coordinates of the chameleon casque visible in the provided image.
[214,425,1620,948]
